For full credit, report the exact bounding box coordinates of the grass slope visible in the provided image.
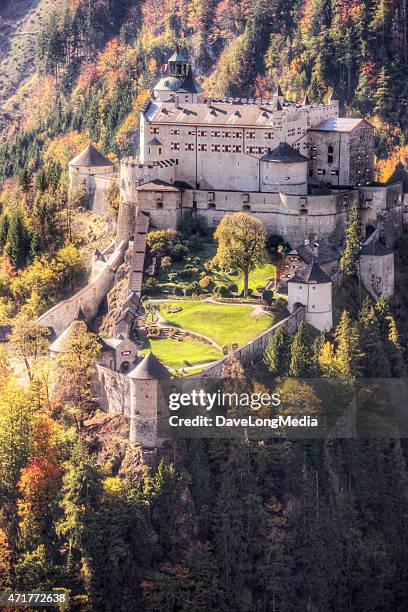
[160,301,278,347]
[142,337,222,369]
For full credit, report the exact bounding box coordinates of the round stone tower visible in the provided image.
[128,352,171,448]
[287,254,333,331]
[69,143,114,194]
[260,142,308,195]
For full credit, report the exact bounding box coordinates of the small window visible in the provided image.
[242,204,250,212]
[156,202,163,209]
[192,201,197,209]
[207,203,216,210]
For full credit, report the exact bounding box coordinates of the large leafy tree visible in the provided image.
[213,212,268,297]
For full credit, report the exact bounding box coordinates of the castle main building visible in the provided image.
[110,51,397,250]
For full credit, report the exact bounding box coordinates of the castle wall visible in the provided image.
[360,252,394,299]
[137,190,182,229]
[37,240,128,336]
[181,188,356,247]
[359,182,403,244]
[88,174,118,214]
[94,366,131,417]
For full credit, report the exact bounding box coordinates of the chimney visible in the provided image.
[174,96,179,109]
[206,97,212,108]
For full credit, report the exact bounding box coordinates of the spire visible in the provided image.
[301,92,310,106]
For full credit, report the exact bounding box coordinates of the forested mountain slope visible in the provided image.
[1,0,408,179]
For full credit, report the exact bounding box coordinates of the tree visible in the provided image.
[340,201,361,278]
[54,321,101,427]
[334,310,362,379]
[5,210,31,269]
[213,212,268,297]
[264,324,292,377]
[288,321,313,377]
[9,316,50,381]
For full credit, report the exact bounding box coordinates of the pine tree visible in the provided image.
[0,215,9,252]
[5,210,31,269]
[288,321,313,378]
[264,324,292,377]
[334,310,362,379]
[340,201,361,278]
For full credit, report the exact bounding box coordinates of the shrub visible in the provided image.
[174,286,183,296]
[262,289,274,305]
[143,277,159,295]
[147,229,187,261]
[218,285,231,298]
[184,282,200,296]
[199,275,213,289]
[228,283,238,293]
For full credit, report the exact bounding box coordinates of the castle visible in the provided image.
[38,52,408,449]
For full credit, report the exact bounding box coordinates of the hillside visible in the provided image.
[0,0,67,136]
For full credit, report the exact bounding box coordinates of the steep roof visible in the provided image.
[301,93,310,106]
[386,162,408,192]
[288,256,332,284]
[294,242,339,265]
[128,352,171,380]
[310,117,367,133]
[69,143,113,168]
[360,240,393,256]
[261,142,308,163]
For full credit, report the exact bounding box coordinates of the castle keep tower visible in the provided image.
[152,51,203,103]
[129,352,171,448]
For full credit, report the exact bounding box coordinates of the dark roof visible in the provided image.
[305,259,332,283]
[128,352,171,380]
[288,256,332,284]
[301,93,310,106]
[294,242,339,265]
[69,143,113,168]
[261,142,308,163]
[148,137,162,146]
[136,179,181,192]
[155,68,202,94]
[386,162,408,192]
[360,240,393,256]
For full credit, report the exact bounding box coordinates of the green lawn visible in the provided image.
[213,262,276,293]
[142,337,222,369]
[160,301,279,347]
